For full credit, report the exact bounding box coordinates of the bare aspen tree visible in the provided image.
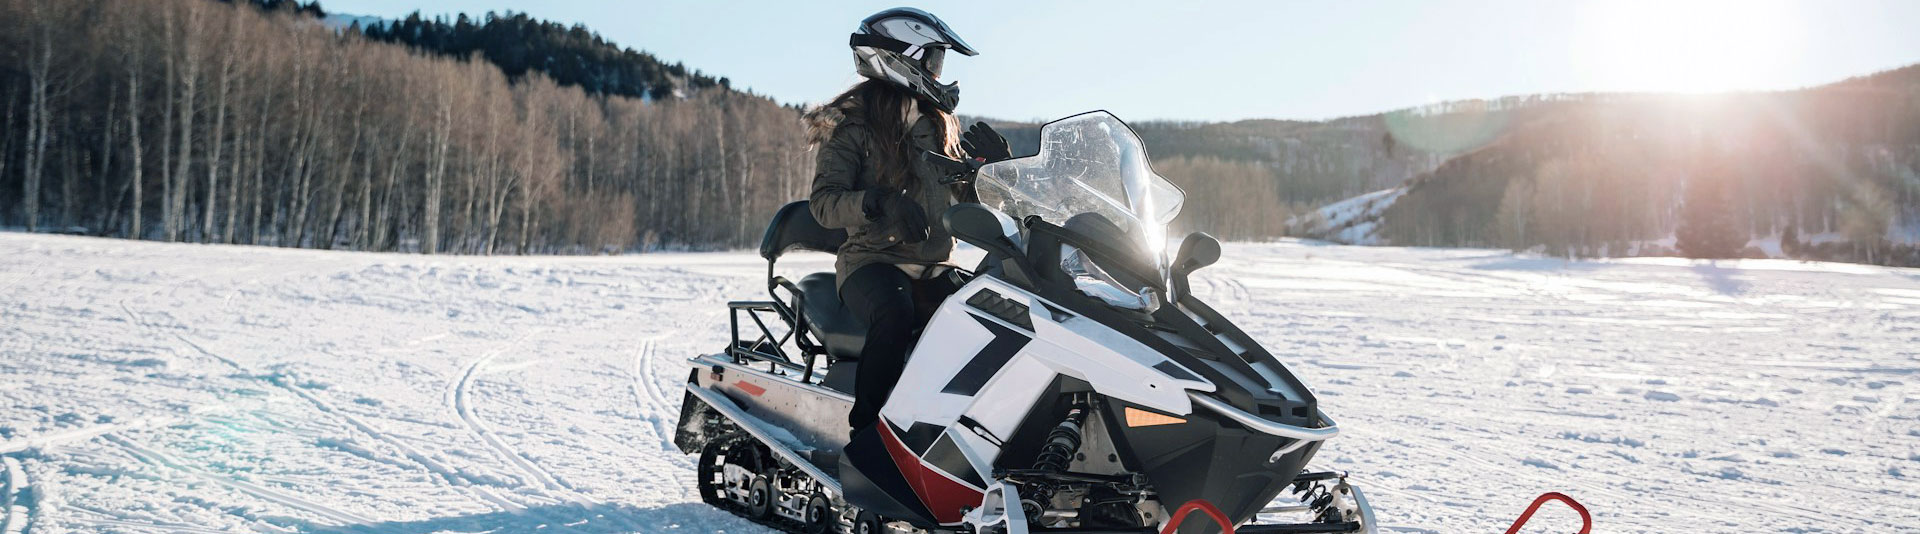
[322,63,368,250]
[126,45,146,239]
[201,5,239,243]
[372,100,416,251]
[424,69,455,255]
[246,60,275,245]
[221,63,247,244]
[157,3,176,240]
[22,0,57,232]
[1,88,15,217]
[96,84,119,232]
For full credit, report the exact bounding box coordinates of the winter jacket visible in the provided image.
[806,98,969,290]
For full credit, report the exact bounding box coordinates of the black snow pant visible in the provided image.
[840,263,961,430]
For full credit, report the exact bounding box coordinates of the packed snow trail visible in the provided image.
[1,233,1916,533]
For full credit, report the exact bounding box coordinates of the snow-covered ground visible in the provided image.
[2,233,1917,533]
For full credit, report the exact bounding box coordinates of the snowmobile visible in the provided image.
[675,111,1376,534]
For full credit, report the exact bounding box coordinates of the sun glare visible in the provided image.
[1575,0,1803,93]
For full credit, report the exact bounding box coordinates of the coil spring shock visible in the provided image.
[1033,398,1089,473]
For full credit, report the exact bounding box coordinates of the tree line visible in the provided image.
[356,9,729,101]
[1369,74,1920,264]
[0,0,810,253]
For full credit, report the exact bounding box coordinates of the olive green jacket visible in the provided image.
[805,99,968,289]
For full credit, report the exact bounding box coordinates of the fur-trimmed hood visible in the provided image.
[803,97,865,147]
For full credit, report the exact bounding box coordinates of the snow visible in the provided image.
[3,233,1918,533]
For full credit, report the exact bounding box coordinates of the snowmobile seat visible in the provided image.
[757,201,864,364]
[796,272,867,362]
[759,201,848,263]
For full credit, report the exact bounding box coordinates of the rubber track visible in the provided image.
[699,434,844,534]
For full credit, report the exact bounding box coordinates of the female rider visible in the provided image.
[805,8,1011,432]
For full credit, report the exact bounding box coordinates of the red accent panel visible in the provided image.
[879,421,983,524]
[732,380,766,397]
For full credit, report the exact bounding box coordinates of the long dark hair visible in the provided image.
[824,80,963,189]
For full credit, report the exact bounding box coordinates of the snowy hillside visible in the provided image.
[2,233,1917,533]
[1287,188,1404,245]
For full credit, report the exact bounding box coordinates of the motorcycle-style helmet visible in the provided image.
[850,8,977,112]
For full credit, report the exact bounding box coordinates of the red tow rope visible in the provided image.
[1160,499,1235,534]
[1160,492,1589,534]
[1503,492,1591,534]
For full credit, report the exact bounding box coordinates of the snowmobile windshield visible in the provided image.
[974,111,1185,289]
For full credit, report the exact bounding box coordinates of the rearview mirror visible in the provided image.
[1170,232,1221,300]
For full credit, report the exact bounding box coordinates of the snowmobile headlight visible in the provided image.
[1061,244,1155,311]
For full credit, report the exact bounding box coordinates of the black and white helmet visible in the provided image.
[850,7,978,112]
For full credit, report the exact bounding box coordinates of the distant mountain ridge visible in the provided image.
[1287,63,1920,266]
[318,12,383,32]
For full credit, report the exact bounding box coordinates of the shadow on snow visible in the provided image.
[289,502,759,534]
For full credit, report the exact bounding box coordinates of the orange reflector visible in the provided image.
[1125,407,1185,427]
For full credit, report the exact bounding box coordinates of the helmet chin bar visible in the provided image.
[931,81,960,113]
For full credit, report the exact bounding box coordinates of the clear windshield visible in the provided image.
[974,111,1185,269]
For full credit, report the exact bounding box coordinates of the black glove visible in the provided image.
[960,121,1012,163]
[862,189,931,244]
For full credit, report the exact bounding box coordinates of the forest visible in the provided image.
[0,0,809,254]
[355,10,730,101]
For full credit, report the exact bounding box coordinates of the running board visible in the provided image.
[686,385,845,497]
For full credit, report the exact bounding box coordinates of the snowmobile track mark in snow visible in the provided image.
[2,456,29,534]
[0,417,179,456]
[119,289,498,524]
[278,384,527,514]
[63,516,240,534]
[628,335,682,449]
[105,434,375,526]
[122,291,549,519]
[446,338,652,534]
[452,338,582,496]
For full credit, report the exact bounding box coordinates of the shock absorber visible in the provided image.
[1032,398,1089,473]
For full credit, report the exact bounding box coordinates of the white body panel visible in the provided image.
[878,276,1216,488]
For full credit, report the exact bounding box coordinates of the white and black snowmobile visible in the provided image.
[675,111,1376,534]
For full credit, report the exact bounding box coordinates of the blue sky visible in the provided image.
[321,0,1920,122]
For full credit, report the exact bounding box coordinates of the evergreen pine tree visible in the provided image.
[1675,155,1745,259]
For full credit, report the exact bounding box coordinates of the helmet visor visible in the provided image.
[920,46,946,79]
